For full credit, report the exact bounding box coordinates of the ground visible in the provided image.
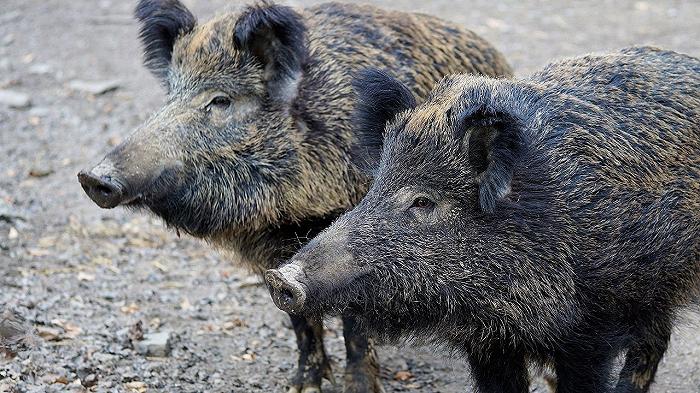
[0,0,699,392]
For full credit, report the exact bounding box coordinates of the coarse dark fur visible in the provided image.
[78,1,513,392]
[269,47,700,393]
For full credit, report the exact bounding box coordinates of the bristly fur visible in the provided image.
[135,0,196,82]
[351,69,417,176]
[281,46,700,393]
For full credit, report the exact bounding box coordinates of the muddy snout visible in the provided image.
[265,263,308,314]
[78,162,129,209]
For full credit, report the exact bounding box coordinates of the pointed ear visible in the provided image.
[460,108,524,213]
[135,0,196,82]
[234,2,307,103]
[351,69,417,176]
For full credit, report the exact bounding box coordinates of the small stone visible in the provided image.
[81,373,98,388]
[28,166,54,178]
[128,320,144,342]
[28,63,51,75]
[134,331,171,357]
[67,79,120,95]
[0,89,30,108]
[28,106,50,117]
[2,34,14,46]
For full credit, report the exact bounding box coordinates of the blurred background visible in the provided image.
[0,0,699,392]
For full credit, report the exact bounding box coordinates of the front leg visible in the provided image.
[288,314,335,393]
[554,347,616,393]
[342,315,384,393]
[467,349,529,393]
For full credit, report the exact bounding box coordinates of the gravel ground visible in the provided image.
[0,1,699,392]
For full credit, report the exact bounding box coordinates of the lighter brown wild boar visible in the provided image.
[78,1,512,391]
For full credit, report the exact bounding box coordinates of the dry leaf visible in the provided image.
[126,381,147,392]
[27,248,51,257]
[36,326,62,341]
[153,260,168,272]
[120,303,140,314]
[394,370,414,381]
[222,318,246,330]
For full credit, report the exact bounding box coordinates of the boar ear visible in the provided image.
[135,0,196,82]
[351,69,417,176]
[460,108,524,213]
[234,2,308,103]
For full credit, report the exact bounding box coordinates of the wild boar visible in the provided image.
[266,47,700,393]
[77,1,512,392]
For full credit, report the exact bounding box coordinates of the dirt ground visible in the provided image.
[1,0,699,392]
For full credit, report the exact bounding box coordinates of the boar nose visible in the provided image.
[265,264,307,314]
[77,169,126,209]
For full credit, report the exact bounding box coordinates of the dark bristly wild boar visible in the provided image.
[266,47,700,393]
[76,0,512,391]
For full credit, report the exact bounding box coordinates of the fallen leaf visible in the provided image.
[36,326,62,341]
[125,381,147,392]
[222,318,246,330]
[394,370,414,382]
[120,303,140,314]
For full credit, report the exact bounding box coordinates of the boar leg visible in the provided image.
[288,314,334,393]
[342,316,384,393]
[554,349,615,393]
[614,321,672,393]
[467,349,529,393]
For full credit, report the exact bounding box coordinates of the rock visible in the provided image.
[0,310,32,357]
[134,331,171,357]
[82,374,98,388]
[28,166,54,178]
[0,200,26,223]
[28,106,50,117]
[127,320,144,342]
[0,89,30,108]
[67,79,120,95]
[28,63,52,75]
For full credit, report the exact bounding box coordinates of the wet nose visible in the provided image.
[77,170,126,209]
[265,267,307,314]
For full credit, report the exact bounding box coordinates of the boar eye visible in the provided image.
[207,95,231,110]
[410,197,435,210]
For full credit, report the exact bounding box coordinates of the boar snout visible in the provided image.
[78,160,130,209]
[265,263,308,314]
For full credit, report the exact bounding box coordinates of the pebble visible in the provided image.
[28,63,52,75]
[0,89,31,108]
[67,79,120,95]
[134,331,172,357]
